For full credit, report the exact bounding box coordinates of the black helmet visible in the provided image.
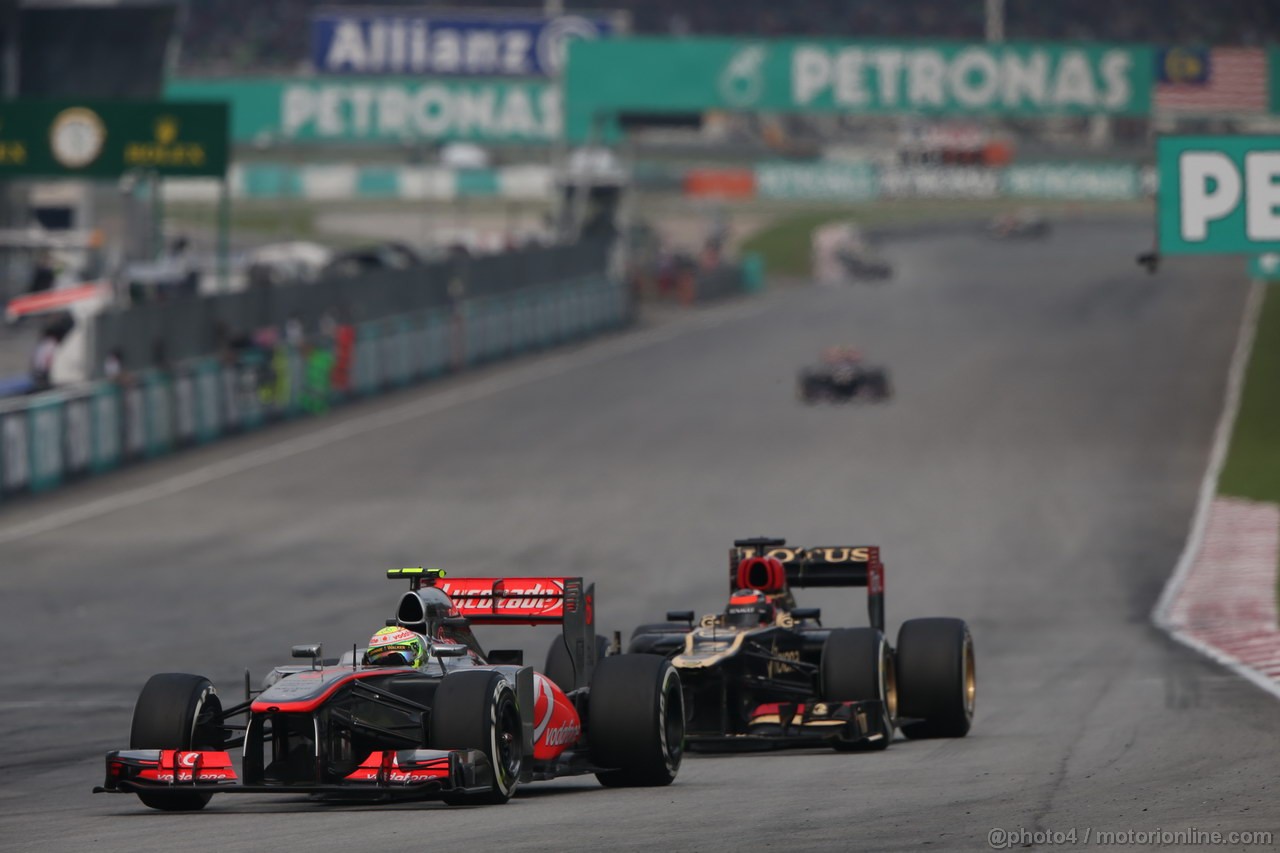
[724,588,775,628]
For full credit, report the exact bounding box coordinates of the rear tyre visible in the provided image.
[545,634,611,694]
[589,654,684,787]
[430,670,522,805]
[129,673,223,811]
[896,618,975,739]
[820,628,896,751]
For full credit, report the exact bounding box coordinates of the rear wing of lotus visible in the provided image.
[730,537,885,632]
[387,569,599,690]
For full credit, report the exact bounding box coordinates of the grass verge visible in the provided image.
[1219,284,1280,502]
[1215,284,1280,609]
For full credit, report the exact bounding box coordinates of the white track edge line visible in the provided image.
[1150,279,1280,701]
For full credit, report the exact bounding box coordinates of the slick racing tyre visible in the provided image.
[129,673,224,811]
[896,617,975,739]
[820,628,897,751]
[589,654,684,787]
[545,634,611,694]
[431,670,522,805]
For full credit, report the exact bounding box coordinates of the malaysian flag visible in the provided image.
[1154,46,1268,114]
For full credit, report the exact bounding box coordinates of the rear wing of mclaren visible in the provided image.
[387,569,599,690]
[730,537,885,632]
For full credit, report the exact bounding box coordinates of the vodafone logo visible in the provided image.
[179,752,199,767]
[542,721,580,747]
[441,580,565,616]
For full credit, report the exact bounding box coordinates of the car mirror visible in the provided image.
[433,642,469,658]
[291,643,322,659]
[666,610,695,624]
[442,616,471,628]
[791,608,821,623]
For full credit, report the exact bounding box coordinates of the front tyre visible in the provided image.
[896,617,975,739]
[589,654,684,787]
[430,670,522,805]
[820,628,896,751]
[129,673,223,811]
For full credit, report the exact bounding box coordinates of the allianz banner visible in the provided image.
[566,39,1153,141]
[311,11,616,77]
[167,77,560,144]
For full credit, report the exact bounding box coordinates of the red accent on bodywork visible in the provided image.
[867,560,884,595]
[437,577,569,624]
[344,751,451,783]
[532,673,582,760]
[736,557,787,593]
[134,750,238,784]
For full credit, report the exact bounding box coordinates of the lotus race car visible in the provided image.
[96,569,684,810]
[629,537,975,751]
[798,348,892,404]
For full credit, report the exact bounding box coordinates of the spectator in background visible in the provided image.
[285,314,305,349]
[29,250,55,294]
[29,323,61,392]
[103,348,124,380]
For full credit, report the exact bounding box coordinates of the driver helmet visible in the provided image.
[724,589,775,628]
[363,626,429,667]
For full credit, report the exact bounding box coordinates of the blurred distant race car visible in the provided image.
[95,569,683,811]
[628,537,976,752]
[812,223,893,284]
[837,246,893,280]
[798,347,891,404]
[987,209,1050,239]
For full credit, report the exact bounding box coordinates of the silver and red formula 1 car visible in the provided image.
[629,537,975,751]
[95,569,684,810]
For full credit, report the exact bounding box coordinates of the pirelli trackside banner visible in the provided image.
[565,38,1154,141]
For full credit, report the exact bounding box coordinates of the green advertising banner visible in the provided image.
[1003,163,1142,200]
[1157,135,1280,255]
[167,77,560,144]
[565,38,1153,141]
[0,100,228,178]
[755,162,878,200]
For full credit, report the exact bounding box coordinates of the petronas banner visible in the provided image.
[168,77,560,144]
[565,38,1154,141]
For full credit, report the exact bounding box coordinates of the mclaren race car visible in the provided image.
[96,569,684,810]
[798,347,892,404]
[629,537,975,751]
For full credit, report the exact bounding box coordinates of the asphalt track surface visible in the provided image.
[1,221,1275,852]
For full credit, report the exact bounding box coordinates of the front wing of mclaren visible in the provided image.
[96,746,502,800]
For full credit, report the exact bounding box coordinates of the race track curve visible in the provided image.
[0,219,1275,853]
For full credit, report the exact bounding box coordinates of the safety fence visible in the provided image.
[0,274,630,500]
[92,239,611,370]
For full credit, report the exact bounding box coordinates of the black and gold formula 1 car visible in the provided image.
[629,537,975,751]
